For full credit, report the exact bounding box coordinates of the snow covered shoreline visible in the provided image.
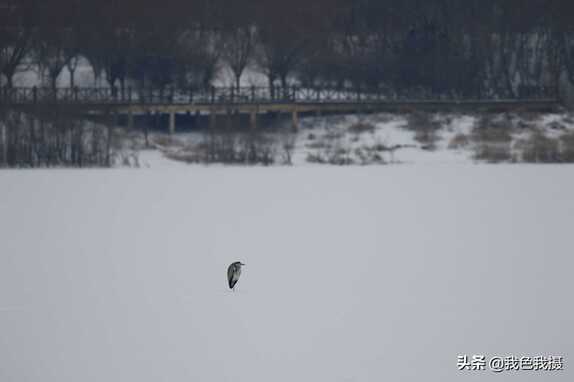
[127,111,574,168]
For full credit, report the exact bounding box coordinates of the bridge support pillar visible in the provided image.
[250,110,257,129]
[291,109,299,131]
[226,109,233,129]
[127,110,134,130]
[209,109,216,129]
[169,112,175,134]
[144,111,151,148]
[114,112,121,127]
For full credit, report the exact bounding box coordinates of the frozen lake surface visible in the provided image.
[1,166,572,381]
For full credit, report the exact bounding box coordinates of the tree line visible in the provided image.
[1,0,574,98]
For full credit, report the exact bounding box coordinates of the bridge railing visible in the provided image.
[0,86,558,106]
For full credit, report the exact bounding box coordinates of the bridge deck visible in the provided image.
[0,86,559,106]
[1,86,562,131]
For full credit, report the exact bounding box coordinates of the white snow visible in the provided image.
[1,166,572,382]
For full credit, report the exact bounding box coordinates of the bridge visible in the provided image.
[0,86,562,132]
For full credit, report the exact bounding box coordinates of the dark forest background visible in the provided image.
[1,0,574,98]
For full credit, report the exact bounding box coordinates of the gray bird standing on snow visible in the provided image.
[227,262,245,290]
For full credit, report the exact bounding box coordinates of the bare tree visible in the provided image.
[0,28,32,87]
[34,28,72,89]
[256,33,305,92]
[223,25,255,90]
[176,27,223,90]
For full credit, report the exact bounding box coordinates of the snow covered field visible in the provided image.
[1,166,572,382]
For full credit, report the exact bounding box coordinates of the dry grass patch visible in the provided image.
[407,112,441,151]
[548,121,567,131]
[348,121,376,134]
[151,135,185,149]
[448,133,471,150]
[472,116,513,162]
[306,140,330,150]
[164,150,203,164]
[354,147,385,165]
[560,132,574,162]
[516,130,561,163]
[474,142,513,163]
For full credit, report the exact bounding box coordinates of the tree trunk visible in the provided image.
[70,69,76,88]
[235,74,241,92]
[268,74,276,99]
[4,72,14,88]
[93,68,100,86]
[280,73,289,99]
[51,75,58,91]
